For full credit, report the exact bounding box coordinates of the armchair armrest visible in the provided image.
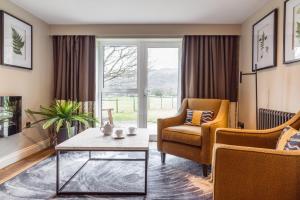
[157,99,187,151]
[215,111,300,149]
[200,100,229,164]
[213,144,300,200]
[215,126,284,149]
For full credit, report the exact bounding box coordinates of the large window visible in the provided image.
[103,46,137,90]
[97,39,182,130]
[146,47,180,129]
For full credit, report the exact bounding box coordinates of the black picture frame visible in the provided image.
[0,10,33,70]
[283,0,300,64]
[252,9,278,72]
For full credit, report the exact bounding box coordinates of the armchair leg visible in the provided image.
[202,164,208,177]
[161,153,166,164]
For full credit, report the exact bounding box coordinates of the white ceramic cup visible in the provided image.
[115,129,123,138]
[128,127,136,135]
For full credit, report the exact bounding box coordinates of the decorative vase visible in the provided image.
[57,126,76,144]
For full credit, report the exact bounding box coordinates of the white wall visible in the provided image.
[0,0,53,167]
[239,0,300,129]
[49,24,241,36]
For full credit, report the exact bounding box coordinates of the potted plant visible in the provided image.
[26,100,98,144]
[0,99,16,137]
[0,108,13,124]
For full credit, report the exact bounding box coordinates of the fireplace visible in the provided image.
[0,96,22,137]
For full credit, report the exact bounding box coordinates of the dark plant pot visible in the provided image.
[57,126,76,144]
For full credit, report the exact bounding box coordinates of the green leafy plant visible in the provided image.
[12,27,25,55]
[0,111,13,124]
[0,99,15,124]
[26,101,98,137]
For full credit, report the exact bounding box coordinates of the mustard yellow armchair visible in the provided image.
[213,112,300,200]
[157,98,229,176]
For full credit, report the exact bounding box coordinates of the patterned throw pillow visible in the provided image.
[276,126,300,151]
[185,109,214,126]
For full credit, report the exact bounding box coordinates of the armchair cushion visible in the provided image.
[276,126,300,150]
[162,125,202,147]
[185,109,214,126]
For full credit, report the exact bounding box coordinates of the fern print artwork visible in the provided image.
[258,32,269,59]
[2,12,32,69]
[252,9,276,70]
[11,27,25,55]
[257,26,270,62]
[293,5,300,49]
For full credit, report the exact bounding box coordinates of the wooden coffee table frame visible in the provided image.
[56,149,149,196]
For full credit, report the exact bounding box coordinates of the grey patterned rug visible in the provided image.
[0,144,213,200]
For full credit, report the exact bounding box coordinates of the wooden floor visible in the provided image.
[0,148,55,185]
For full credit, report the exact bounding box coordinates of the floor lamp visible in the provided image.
[239,69,258,129]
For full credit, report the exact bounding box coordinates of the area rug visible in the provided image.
[0,144,213,200]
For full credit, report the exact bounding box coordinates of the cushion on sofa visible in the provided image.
[185,109,214,126]
[276,126,300,150]
[162,125,202,147]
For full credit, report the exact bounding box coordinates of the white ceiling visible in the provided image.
[10,0,271,25]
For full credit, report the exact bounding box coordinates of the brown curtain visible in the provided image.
[181,35,239,102]
[53,35,95,101]
[53,35,96,132]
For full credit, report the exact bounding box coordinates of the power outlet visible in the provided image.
[26,122,31,128]
[238,121,245,129]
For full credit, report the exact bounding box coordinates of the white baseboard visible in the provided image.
[0,138,50,169]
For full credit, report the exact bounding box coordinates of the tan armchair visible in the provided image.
[157,98,229,176]
[213,112,300,200]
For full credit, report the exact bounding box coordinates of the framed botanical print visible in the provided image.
[284,0,300,64]
[0,11,32,70]
[252,9,278,71]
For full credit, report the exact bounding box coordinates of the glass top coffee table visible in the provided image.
[55,128,149,196]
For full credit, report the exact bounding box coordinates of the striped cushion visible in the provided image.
[185,109,214,126]
[276,126,300,151]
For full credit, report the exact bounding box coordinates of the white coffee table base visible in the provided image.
[56,149,149,196]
